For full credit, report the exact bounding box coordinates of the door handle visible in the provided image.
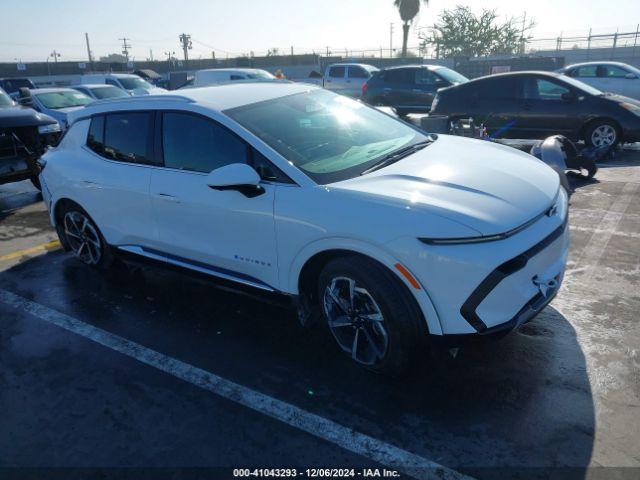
[156,193,181,203]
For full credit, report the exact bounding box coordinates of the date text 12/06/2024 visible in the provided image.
[233,469,402,478]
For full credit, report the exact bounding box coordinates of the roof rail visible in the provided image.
[90,94,194,106]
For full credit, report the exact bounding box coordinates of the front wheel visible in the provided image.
[584,121,620,148]
[58,205,113,269]
[317,256,423,375]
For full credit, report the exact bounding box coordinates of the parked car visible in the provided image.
[78,74,166,96]
[0,88,60,189]
[40,83,569,374]
[323,63,379,97]
[133,69,164,87]
[430,71,640,147]
[185,68,277,88]
[362,65,468,115]
[18,88,93,129]
[558,61,640,100]
[72,84,131,100]
[0,77,36,99]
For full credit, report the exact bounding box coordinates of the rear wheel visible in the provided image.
[58,204,113,269]
[318,256,423,375]
[584,121,620,148]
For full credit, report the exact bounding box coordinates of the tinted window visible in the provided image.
[34,91,92,109]
[604,65,630,78]
[162,112,247,173]
[251,149,293,183]
[521,78,569,100]
[87,115,104,154]
[574,66,597,77]
[92,86,129,99]
[105,79,120,88]
[384,68,414,84]
[230,75,245,80]
[103,112,152,163]
[328,66,345,78]
[469,77,517,100]
[415,69,438,85]
[348,67,368,79]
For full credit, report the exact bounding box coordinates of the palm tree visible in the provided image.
[394,0,428,57]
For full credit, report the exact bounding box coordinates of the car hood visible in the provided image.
[0,105,57,129]
[331,135,560,236]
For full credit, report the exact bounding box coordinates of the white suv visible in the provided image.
[39,83,569,374]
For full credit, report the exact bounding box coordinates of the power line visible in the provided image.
[119,37,132,62]
[178,33,192,62]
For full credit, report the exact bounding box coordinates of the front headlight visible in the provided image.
[555,185,569,221]
[620,102,640,117]
[38,123,61,135]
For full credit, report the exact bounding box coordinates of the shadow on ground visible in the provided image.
[0,251,595,479]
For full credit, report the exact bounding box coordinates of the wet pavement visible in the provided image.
[1,147,639,480]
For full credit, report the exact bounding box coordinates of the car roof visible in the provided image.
[73,84,117,89]
[30,87,81,94]
[82,73,139,78]
[562,61,631,69]
[327,63,375,68]
[72,82,319,120]
[383,64,443,71]
[196,68,269,74]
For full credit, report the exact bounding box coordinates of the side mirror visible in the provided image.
[625,72,638,80]
[561,92,576,102]
[206,163,264,198]
[18,97,33,106]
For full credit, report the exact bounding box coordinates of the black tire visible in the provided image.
[30,175,41,191]
[57,202,114,269]
[584,120,620,148]
[317,255,424,375]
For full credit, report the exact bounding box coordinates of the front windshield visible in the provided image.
[436,67,469,85]
[0,90,13,107]
[246,70,276,80]
[226,89,429,184]
[118,77,152,90]
[560,75,603,96]
[35,91,93,109]
[91,86,130,99]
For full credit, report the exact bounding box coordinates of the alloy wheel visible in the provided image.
[63,211,102,265]
[591,124,617,147]
[323,276,389,365]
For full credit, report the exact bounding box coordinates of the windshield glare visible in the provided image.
[226,89,429,184]
[247,71,276,80]
[560,75,603,95]
[35,91,93,109]
[118,77,152,90]
[436,67,468,84]
[92,86,130,99]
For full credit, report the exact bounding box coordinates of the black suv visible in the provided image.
[0,88,60,189]
[0,77,36,99]
[361,65,468,115]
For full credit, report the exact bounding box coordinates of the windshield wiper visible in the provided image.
[361,140,433,175]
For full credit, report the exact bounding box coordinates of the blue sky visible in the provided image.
[1,0,638,62]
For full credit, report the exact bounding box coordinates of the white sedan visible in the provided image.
[38,83,569,374]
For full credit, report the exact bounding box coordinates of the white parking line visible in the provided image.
[0,288,473,480]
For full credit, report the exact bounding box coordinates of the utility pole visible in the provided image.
[85,33,94,71]
[119,37,132,62]
[149,49,154,61]
[179,33,192,63]
[389,23,394,58]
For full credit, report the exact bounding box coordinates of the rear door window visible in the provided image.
[574,65,598,77]
[328,66,346,78]
[103,112,153,163]
[347,66,368,79]
[384,68,414,84]
[161,112,248,173]
[521,78,570,101]
[87,115,105,154]
[415,69,438,85]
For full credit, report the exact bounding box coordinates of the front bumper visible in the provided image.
[387,210,569,336]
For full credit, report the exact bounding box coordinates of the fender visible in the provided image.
[286,236,443,335]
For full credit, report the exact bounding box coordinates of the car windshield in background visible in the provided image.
[226,89,429,184]
[91,86,130,99]
[246,71,276,80]
[0,90,13,107]
[118,77,152,90]
[436,67,469,84]
[35,91,93,109]
[560,75,603,95]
